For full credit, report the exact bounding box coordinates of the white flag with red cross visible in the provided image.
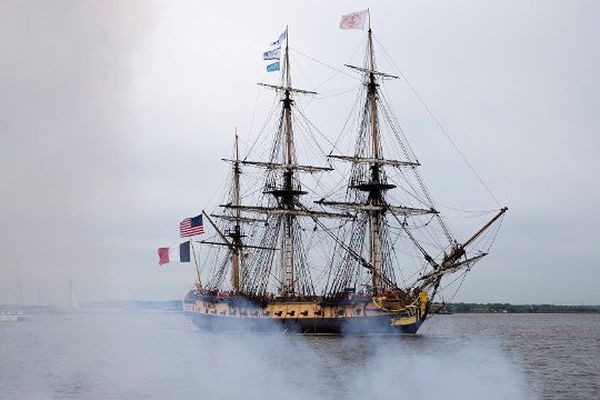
[340,10,369,30]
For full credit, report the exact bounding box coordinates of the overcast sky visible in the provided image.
[1,0,599,305]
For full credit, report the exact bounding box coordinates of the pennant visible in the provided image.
[158,247,170,265]
[266,62,280,72]
[179,241,190,263]
[270,28,288,47]
[263,47,281,61]
[340,9,369,30]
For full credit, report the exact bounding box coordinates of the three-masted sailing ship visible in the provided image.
[182,21,507,334]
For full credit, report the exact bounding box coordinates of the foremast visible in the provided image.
[321,22,507,304]
[321,25,435,298]
[366,26,384,296]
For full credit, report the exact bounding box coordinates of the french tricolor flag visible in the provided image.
[157,241,191,265]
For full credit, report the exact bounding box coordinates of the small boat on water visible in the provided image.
[0,311,28,322]
[2,264,30,322]
[62,277,82,318]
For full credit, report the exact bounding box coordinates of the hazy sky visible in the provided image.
[1,0,599,305]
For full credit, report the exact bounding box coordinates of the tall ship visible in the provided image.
[182,18,507,334]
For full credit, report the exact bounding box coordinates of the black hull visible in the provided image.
[186,311,423,335]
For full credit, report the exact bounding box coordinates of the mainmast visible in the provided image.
[281,30,296,297]
[221,27,341,298]
[230,131,242,293]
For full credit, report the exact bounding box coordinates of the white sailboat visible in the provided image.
[68,277,81,313]
[0,265,30,322]
[62,277,82,317]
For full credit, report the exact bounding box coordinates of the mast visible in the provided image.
[281,26,295,297]
[68,275,80,312]
[220,26,338,298]
[366,26,384,296]
[207,131,246,293]
[209,131,271,294]
[320,17,437,299]
[230,130,242,293]
[320,15,508,301]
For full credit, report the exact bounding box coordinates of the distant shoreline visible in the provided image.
[2,300,599,314]
[439,303,600,314]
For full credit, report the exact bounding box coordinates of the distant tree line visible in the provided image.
[445,303,600,314]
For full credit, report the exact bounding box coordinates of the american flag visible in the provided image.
[180,214,204,237]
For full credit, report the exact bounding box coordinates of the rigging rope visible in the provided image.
[244,95,280,161]
[290,47,362,83]
[373,34,502,208]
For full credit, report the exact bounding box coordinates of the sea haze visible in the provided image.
[1,312,598,400]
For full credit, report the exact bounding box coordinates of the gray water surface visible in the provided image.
[1,312,598,399]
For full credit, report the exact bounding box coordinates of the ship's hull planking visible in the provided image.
[184,292,426,335]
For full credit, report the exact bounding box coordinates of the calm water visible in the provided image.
[1,312,598,400]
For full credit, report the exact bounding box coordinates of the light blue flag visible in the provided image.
[263,47,281,61]
[270,29,288,47]
[266,62,280,72]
